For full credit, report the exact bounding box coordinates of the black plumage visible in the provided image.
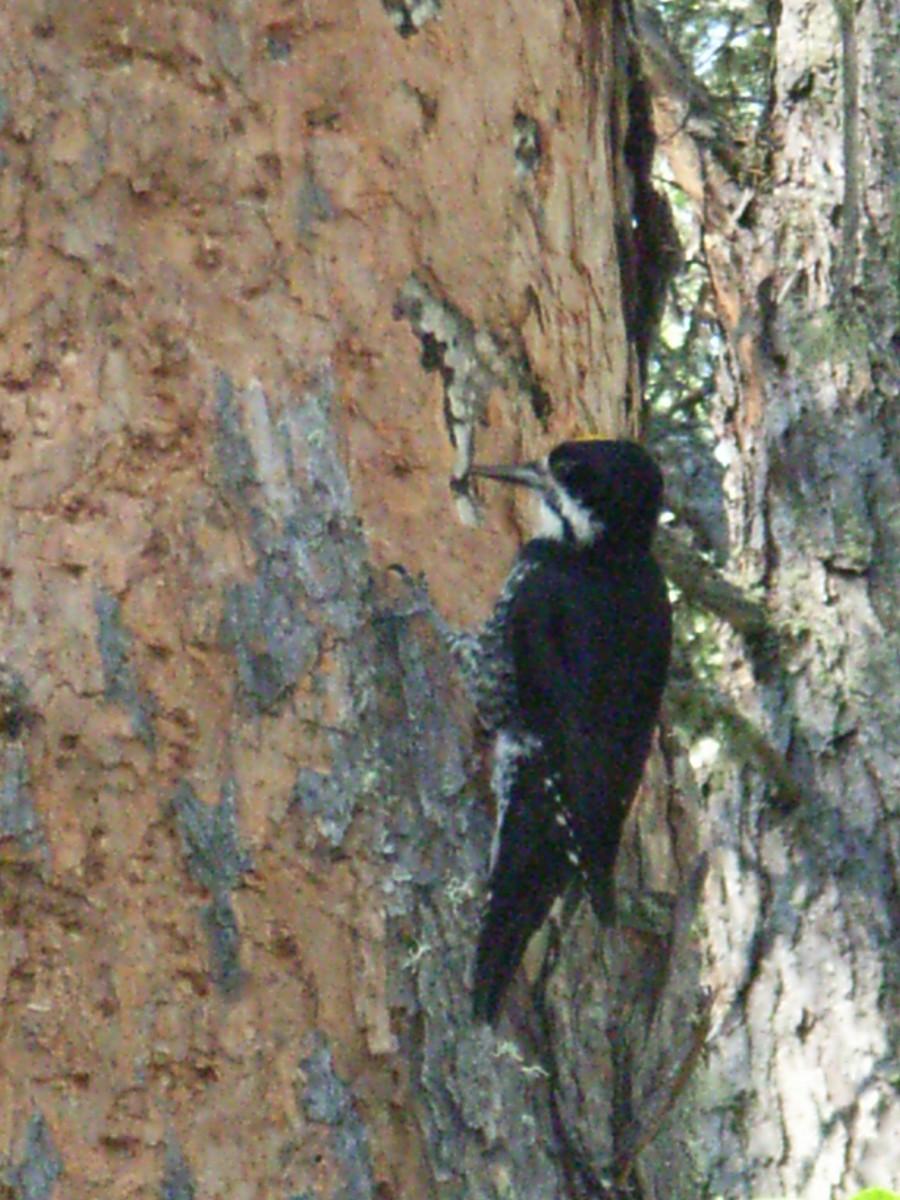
[464,439,672,1024]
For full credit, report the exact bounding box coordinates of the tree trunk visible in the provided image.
[0,2,658,1197]
[637,0,900,1194]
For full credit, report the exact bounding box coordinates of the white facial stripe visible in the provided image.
[534,495,566,541]
[533,486,599,545]
[555,484,597,544]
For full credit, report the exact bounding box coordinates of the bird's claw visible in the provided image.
[382,563,460,648]
[384,562,435,619]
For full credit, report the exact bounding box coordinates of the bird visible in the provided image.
[457,437,672,1024]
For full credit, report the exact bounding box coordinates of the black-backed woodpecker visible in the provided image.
[458,438,672,1024]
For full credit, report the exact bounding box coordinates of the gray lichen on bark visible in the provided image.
[3,1112,63,1200]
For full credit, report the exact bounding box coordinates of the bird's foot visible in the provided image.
[381,563,459,646]
[384,562,433,617]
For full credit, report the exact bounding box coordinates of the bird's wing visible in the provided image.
[515,555,670,906]
[517,563,626,896]
[473,562,598,1023]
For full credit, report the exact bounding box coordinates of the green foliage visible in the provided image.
[714,1192,900,1200]
[647,250,722,423]
[643,0,808,805]
[655,0,775,139]
[647,0,776,425]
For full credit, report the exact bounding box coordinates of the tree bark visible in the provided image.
[637,0,900,1194]
[0,2,659,1197]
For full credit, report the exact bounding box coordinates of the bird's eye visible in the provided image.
[548,449,580,483]
[552,456,594,495]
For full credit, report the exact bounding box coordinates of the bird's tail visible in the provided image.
[471,868,563,1024]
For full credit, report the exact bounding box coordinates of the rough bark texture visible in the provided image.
[639,0,900,1195]
[0,2,663,1197]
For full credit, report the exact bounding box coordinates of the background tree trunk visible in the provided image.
[0,1,654,1197]
[636,0,900,1195]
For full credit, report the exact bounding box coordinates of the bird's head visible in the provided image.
[470,438,664,551]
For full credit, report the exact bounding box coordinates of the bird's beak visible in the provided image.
[468,459,549,491]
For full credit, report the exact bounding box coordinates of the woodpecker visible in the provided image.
[459,438,672,1024]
